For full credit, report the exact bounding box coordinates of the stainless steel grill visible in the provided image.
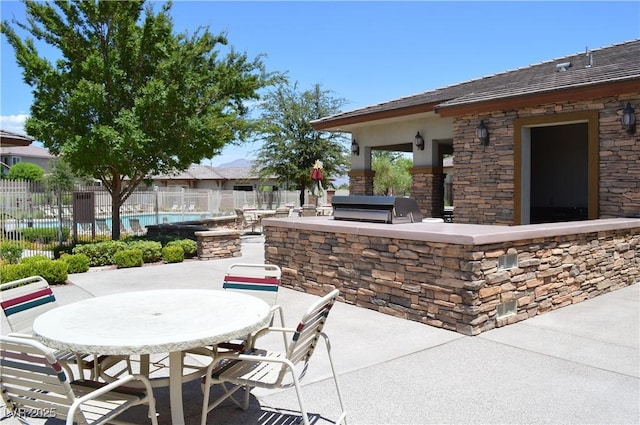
[331,196,423,224]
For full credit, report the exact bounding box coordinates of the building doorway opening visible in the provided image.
[515,110,598,225]
[529,123,588,223]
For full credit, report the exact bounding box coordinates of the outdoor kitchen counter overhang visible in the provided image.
[262,216,640,245]
[262,216,640,335]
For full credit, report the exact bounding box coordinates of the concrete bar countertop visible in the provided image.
[262,216,640,245]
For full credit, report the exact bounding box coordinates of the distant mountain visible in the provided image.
[216,159,253,168]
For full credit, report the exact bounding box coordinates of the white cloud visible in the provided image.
[0,114,29,135]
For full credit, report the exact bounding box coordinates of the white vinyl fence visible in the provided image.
[0,180,308,258]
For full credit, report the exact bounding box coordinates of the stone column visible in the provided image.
[348,170,375,195]
[411,166,444,218]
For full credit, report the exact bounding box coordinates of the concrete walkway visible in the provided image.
[1,235,638,424]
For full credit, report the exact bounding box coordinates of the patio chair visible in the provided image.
[234,209,259,234]
[121,203,135,214]
[96,218,110,233]
[274,207,291,218]
[78,221,93,234]
[129,218,145,235]
[42,205,57,218]
[119,218,131,234]
[0,335,159,425]
[201,289,347,425]
[218,263,285,351]
[0,276,126,380]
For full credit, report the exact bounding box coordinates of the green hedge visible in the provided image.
[114,249,143,268]
[126,240,162,263]
[20,227,70,243]
[0,256,68,285]
[71,238,195,267]
[72,240,128,266]
[0,241,24,264]
[162,245,184,263]
[1,237,198,283]
[165,239,197,258]
[59,253,90,274]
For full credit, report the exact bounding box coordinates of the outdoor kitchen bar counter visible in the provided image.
[262,216,640,244]
[262,216,640,335]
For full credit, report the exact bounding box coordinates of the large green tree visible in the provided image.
[253,83,349,206]
[372,151,412,196]
[1,0,279,239]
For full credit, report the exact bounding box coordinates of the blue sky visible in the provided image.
[1,1,639,165]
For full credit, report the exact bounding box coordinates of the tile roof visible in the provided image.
[0,129,34,146]
[0,145,54,158]
[312,39,640,128]
[151,164,260,181]
[214,167,261,180]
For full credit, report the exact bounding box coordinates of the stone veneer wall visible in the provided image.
[453,94,640,225]
[411,167,444,218]
[264,225,639,336]
[348,169,375,195]
[598,95,640,218]
[195,230,242,260]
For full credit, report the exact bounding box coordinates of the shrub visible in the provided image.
[162,245,184,263]
[73,240,127,266]
[6,162,44,181]
[20,255,53,265]
[140,234,181,247]
[0,241,24,264]
[17,256,68,285]
[166,239,198,258]
[53,242,77,259]
[126,240,162,263]
[0,263,30,283]
[59,253,90,274]
[113,249,143,268]
[21,226,70,244]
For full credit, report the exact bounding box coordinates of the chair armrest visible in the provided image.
[251,326,295,342]
[66,374,155,425]
[269,304,286,326]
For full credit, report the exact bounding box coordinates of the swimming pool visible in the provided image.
[115,213,215,228]
[4,212,219,231]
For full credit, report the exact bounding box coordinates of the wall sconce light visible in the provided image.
[622,102,636,135]
[476,120,489,145]
[414,131,425,151]
[351,139,360,156]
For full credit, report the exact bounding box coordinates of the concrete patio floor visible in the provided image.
[1,234,638,424]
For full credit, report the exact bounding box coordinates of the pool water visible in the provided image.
[113,213,214,228]
[5,213,217,231]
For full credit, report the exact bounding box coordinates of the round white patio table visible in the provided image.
[33,289,271,425]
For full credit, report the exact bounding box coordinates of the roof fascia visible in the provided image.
[0,139,31,147]
[311,102,440,131]
[436,79,640,117]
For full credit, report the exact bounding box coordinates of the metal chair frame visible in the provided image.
[220,263,285,350]
[0,335,159,425]
[201,289,347,425]
[0,275,129,381]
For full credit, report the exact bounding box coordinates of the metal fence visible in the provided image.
[0,180,309,258]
